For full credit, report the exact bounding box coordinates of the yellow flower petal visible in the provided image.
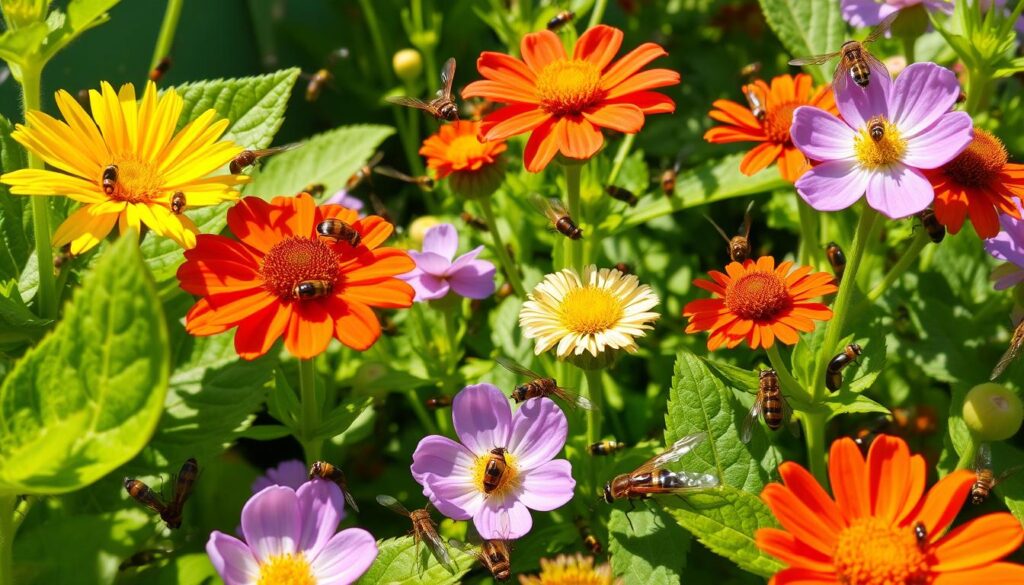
[53,205,119,254]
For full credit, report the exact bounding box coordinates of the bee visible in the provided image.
[306,68,333,102]
[373,166,435,191]
[868,115,885,141]
[529,194,583,240]
[309,461,360,513]
[603,433,719,503]
[376,495,456,575]
[916,208,945,243]
[123,458,198,529]
[825,343,863,392]
[102,165,118,195]
[614,262,632,275]
[450,538,512,581]
[303,183,326,197]
[742,82,767,121]
[149,56,172,83]
[970,443,1023,505]
[496,356,594,410]
[293,280,332,300]
[482,447,510,493]
[660,159,681,197]
[913,522,928,550]
[826,241,846,282]
[789,11,898,91]
[588,440,627,456]
[385,57,459,121]
[425,396,452,409]
[547,10,575,31]
[575,516,602,555]
[705,201,754,263]
[740,62,762,81]
[316,218,362,247]
[347,152,384,190]
[118,549,171,572]
[170,191,186,214]
[606,185,639,207]
[741,369,797,443]
[991,318,1024,380]
[460,211,489,232]
[229,143,300,174]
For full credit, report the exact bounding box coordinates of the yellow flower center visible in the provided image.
[725,271,791,321]
[105,155,165,203]
[257,553,316,585]
[854,117,907,170]
[472,449,520,496]
[558,286,624,334]
[536,60,604,116]
[260,236,341,300]
[520,553,617,585]
[941,128,1007,189]
[833,518,929,585]
[764,102,798,143]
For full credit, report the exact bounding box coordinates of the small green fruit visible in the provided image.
[409,216,441,244]
[393,48,424,83]
[963,383,1023,441]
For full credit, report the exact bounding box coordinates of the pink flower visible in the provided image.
[251,459,308,494]
[790,62,973,219]
[399,223,496,301]
[986,204,1024,290]
[325,188,365,215]
[207,481,377,585]
[841,0,952,28]
[410,384,574,539]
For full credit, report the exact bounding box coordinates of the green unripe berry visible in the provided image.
[393,49,424,83]
[409,216,441,244]
[963,383,1023,441]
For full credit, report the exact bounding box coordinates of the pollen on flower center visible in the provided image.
[257,552,316,585]
[536,60,604,116]
[558,286,624,334]
[941,128,1008,189]
[725,271,791,320]
[472,449,520,496]
[105,156,164,203]
[260,236,341,300]
[764,102,798,143]
[854,117,907,170]
[833,517,930,585]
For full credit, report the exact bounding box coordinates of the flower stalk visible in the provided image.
[478,198,526,297]
[298,357,323,464]
[0,495,13,585]
[866,229,929,302]
[563,164,583,271]
[149,0,183,73]
[765,344,808,403]
[802,411,829,486]
[583,367,604,499]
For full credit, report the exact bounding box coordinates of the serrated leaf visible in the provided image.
[0,235,169,495]
[608,506,690,585]
[758,0,846,83]
[0,113,30,280]
[355,536,474,585]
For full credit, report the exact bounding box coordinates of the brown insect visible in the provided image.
[373,166,435,191]
[229,144,300,174]
[306,68,333,102]
[606,185,639,207]
[705,201,754,263]
[347,152,384,190]
[970,443,1024,505]
[293,280,332,300]
[789,11,898,91]
[309,461,360,513]
[826,343,862,392]
[588,440,626,456]
[316,218,362,247]
[119,549,171,571]
[425,396,452,409]
[547,10,575,31]
[614,262,632,275]
[603,433,719,503]
[149,56,172,83]
[497,357,594,410]
[660,157,682,197]
[740,62,762,80]
[913,522,928,550]
[53,243,73,272]
[482,447,510,493]
[376,495,456,574]
[386,57,458,121]
[170,191,186,214]
[575,516,602,555]
[917,208,945,243]
[742,83,767,121]
[460,211,489,232]
[868,115,885,141]
[450,538,512,581]
[102,165,118,195]
[530,194,582,240]
[742,369,796,443]
[124,458,198,529]
[991,318,1024,380]
[826,241,846,282]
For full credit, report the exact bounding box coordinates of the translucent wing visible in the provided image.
[528,193,558,222]
[365,151,384,169]
[385,96,436,112]
[864,11,900,44]
[740,200,755,238]
[671,470,720,489]
[374,166,418,183]
[251,143,302,157]
[637,432,707,473]
[782,396,801,439]
[440,57,456,98]
[788,51,840,67]
[741,399,763,444]
[703,214,732,244]
[495,356,545,380]
[975,442,993,473]
[421,521,458,575]
[991,320,1024,380]
[550,386,596,411]
[375,494,411,517]
[170,458,198,510]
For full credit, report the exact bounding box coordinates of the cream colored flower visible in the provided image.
[519,265,659,359]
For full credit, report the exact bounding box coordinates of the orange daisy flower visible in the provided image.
[683,256,836,351]
[462,25,679,173]
[419,120,507,198]
[928,128,1024,239]
[757,434,1024,584]
[704,74,837,182]
[176,193,414,360]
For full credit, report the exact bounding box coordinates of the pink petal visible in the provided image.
[206,532,259,585]
[411,435,476,486]
[518,459,575,511]
[447,246,484,273]
[790,106,856,161]
[252,459,308,493]
[835,57,891,130]
[891,63,962,138]
[902,112,973,169]
[399,271,450,302]
[241,486,302,562]
[865,163,934,219]
[507,397,568,470]
[795,159,870,211]
[309,528,378,585]
[841,0,896,28]
[407,251,452,276]
[474,496,533,540]
[296,479,345,558]
[448,260,497,299]
[452,384,512,455]
[422,473,485,520]
[421,223,458,259]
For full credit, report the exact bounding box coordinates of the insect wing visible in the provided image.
[703,214,732,244]
[741,200,755,238]
[253,143,301,158]
[788,51,840,67]
[550,386,595,411]
[528,193,559,223]
[171,458,198,511]
[975,442,993,474]
[365,151,384,170]
[741,399,763,444]
[668,470,720,490]
[782,396,801,438]
[385,95,437,113]
[495,356,544,380]
[635,432,707,474]
[374,165,418,183]
[864,11,900,44]
[440,57,456,98]
[421,521,458,575]
[991,319,1024,380]
[375,494,411,517]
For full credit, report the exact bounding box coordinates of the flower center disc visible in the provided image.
[833,518,929,585]
[764,102,798,143]
[260,236,341,300]
[106,156,164,203]
[536,60,603,116]
[942,128,1008,189]
[725,271,791,321]
[558,286,624,334]
[449,134,489,167]
[473,450,520,497]
[854,117,907,170]
[257,553,316,585]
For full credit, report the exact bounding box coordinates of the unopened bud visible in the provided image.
[393,48,423,83]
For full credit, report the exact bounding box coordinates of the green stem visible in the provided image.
[359,0,393,84]
[478,198,526,297]
[798,201,822,269]
[0,496,14,585]
[298,357,323,464]
[765,344,809,403]
[865,230,928,302]
[964,69,991,117]
[802,412,829,486]
[587,0,609,27]
[956,439,979,471]
[583,368,604,496]
[606,134,635,187]
[20,62,57,321]
[406,388,440,435]
[901,35,916,64]
[563,164,583,272]
[148,0,183,72]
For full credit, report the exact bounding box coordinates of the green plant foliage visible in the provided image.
[608,506,690,585]
[0,114,29,282]
[758,0,846,83]
[356,537,475,585]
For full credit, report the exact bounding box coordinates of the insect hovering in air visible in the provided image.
[705,201,754,263]
[971,443,1024,505]
[425,396,452,409]
[346,152,384,191]
[575,516,603,555]
[373,166,436,191]
[788,11,899,91]
[386,57,459,121]
[496,357,594,410]
[124,458,199,529]
[309,461,361,512]
[741,369,798,443]
[603,432,719,503]
[991,318,1024,380]
[375,495,456,574]
[304,48,349,102]
[547,10,575,31]
[149,56,172,83]
[916,208,945,243]
[529,194,583,240]
[229,143,301,174]
[606,185,639,207]
[825,343,862,392]
[588,440,627,456]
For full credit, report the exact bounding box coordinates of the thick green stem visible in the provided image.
[956,439,978,472]
[583,368,604,496]
[798,201,822,269]
[478,198,526,297]
[20,62,57,320]
[866,230,928,302]
[802,412,829,486]
[902,35,916,64]
[563,164,583,271]
[587,0,609,27]
[964,70,992,117]
[149,0,183,72]
[359,0,392,84]
[299,358,323,464]
[0,496,14,585]
[765,344,809,403]
[606,134,635,187]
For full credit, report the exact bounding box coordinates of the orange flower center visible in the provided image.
[941,128,1007,189]
[764,102,798,143]
[448,134,492,169]
[833,517,929,585]
[256,552,316,585]
[724,270,791,321]
[105,156,164,203]
[535,59,604,116]
[260,236,341,300]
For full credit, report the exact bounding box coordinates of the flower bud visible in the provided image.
[393,48,423,83]
[890,4,929,41]
[1,0,48,29]
[963,382,1023,441]
[409,215,441,244]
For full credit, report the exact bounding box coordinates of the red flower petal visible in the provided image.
[931,512,1024,571]
[520,29,566,74]
[523,117,560,173]
[574,25,623,70]
[600,42,669,90]
[583,103,645,134]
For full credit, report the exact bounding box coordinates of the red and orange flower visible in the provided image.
[176,193,414,360]
[683,256,836,351]
[704,74,837,182]
[462,25,679,173]
[757,434,1024,584]
[928,128,1024,239]
[420,120,506,198]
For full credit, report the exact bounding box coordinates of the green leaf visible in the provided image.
[316,395,373,439]
[355,536,475,585]
[991,442,1024,524]
[235,424,292,441]
[0,22,49,67]
[0,235,169,495]
[120,553,218,585]
[0,113,30,281]
[244,124,396,198]
[608,506,690,585]
[758,0,846,83]
[0,279,49,343]
[39,0,121,62]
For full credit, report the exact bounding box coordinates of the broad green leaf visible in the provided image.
[355,536,475,585]
[244,124,396,198]
[0,235,169,494]
[316,395,373,439]
[991,442,1024,524]
[758,0,846,83]
[0,279,49,343]
[0,113,30,281]
[120,553,218,585]
[0,22,49,68]
[39,0,120,62]
[608,506,690,585]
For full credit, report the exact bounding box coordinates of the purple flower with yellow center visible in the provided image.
[251,459,308,493]
[410,384,574,539]
[790,62,973,219]
[986,204,1024,290]
[399,223,496,301]
[841,0,952,29]
[207,480,376,585]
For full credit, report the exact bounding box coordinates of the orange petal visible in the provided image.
[352,215,394,251]
[705,126,767,144]
[186,289,279,332]
[771,321,800,345]
[829,437,870,522]
[233,301,291,360]
[604,68,680,100]
[930,562,1024,584]
[931,513,1024,571]
[283,300,333,359]
[965,187,1001,239]
[608,90,675,114]
[573,25,622,70]
[709,99,763,130]
[895,454,927,524]
[756,528,835,573]
[227,196,283,254]
[342,278,414,309]
[557,116,604,160]
[475,51,536,86]
[583,103,644,134]
[523,117,560,173]
[343,248,416,284]
[778,146,809,183]
[268,192,317,238]
[182,298,234,336]
[460,79,539,106]
[480,104,550,141]
[600,42,669,90]
[779,462,846,535]
[867,435,913,523]
[740,142,784,176]
[770,567,837,584]
[520,29,566,74]
[761,483,838,556]
[793,74,812,102]
[771,74,796,104]
[331,299,381,351]
[911,470,975,537]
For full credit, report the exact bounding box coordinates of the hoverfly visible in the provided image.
[460,211,489,232]
[53,243,73,273]
[229,143,300,174]
[303,183,327,197]
[373,166,435,191]
[603,432,719,503]
[788,11,898,91]
[347,152,384,190]
[124,458,198,529]
[740,62,762,81]
[826,241,846,282]
[825,343,862,392]
[306,68,333,102]
[917,208,945,243]
[376,495,456,575]
[547,10,575,31]
[606,185,639,207]
[529,194,583,240]
[482,447,510,493]
[971,443,1024,505]
[316,218,362,247]
[705,201,754,263]
[450,538,512,581]
[170,191,186,214]
[118,549,171,572]
[991,318,1024,380]
[741,369,797,443]
[425,396,452,409]
[575,516,602,555]
[149,56,172,83]
[742,82,767,121]
[309,461,361,513]
[913,522,928,551]
[660,156,682,197]
[588,440,627,456]
[293,280,332,300]
[496,356,594,410]
[102,165,118,195]
[868,115,885,141]
[386,57,459,121]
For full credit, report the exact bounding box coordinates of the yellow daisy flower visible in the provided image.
[1,81,248,254]
[518,553,622,585]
